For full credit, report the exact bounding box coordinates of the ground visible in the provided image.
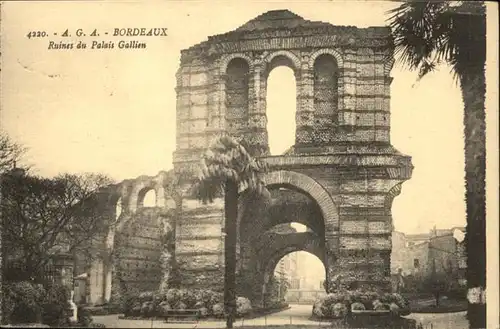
[409,296,467,313]
[92,304,468,328]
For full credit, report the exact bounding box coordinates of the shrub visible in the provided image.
[41,283,72,327]
[3,281,46,324]
[122,293,141,317]
[236,297,252,316]
[389,302,401,316]
[331,302,349,318]
[182,290,197,308]
[199,307,209,317]
[76,306,93,327]
[174,301,187,310]
[212,303,224,317]
[351,302,366,311]
[312,298,324,317]
[140,301,155,317]
[137,291,155,303]
[374,303,390,311]
[165,288,181,306]
[313,290,411,319]
[158,301,171,317]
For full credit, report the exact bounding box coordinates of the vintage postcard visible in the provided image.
[0,1,498,328]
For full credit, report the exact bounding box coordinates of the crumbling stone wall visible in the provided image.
[172,9,412,300]
[88,9,412,307]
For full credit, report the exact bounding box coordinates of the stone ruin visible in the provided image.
[81,10,413,307]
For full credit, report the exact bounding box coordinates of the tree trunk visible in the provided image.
[224,181,238,329]
[460,65,486,329]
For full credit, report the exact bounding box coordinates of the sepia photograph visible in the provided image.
[0,1,498,328]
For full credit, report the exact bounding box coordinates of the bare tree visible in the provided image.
[1,170,114,282]
[0,133,27,173]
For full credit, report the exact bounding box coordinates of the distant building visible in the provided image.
[391,227,466,282]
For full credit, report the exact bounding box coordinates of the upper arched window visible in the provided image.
[225,58,250,133]
[138,189,156,208]
[313,54,339,141]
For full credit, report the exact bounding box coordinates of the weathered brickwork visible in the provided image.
[85,9,412,306]
[170,9,411,301]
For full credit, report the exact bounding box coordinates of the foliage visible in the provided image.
[387,3,486,327]
[2,281,77,326]
[1,170,114,283]
[192,136,268,328]
[40,283,71,327]
[387,1,486,81]
[264,274,290,308]
[76,305,94,327]
[192,135,269,203]
[312,290,411,319]
[3,281,46,324]
[351,302,366,311]
[0,133,28,174]
[119,289,255,319]
[236,297,252,316]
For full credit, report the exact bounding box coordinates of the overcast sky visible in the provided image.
[2,1,494,234]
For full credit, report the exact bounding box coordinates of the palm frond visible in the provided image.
[192,136,269,204]
[386,1,485,83]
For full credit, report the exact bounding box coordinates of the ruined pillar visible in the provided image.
[158,208,177,293]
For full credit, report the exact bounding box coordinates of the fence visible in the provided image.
[2,261,65,286]
[285,289,327,304]
[95,311,442,329]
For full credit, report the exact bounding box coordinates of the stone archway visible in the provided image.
[261,170,339,232]
[248,230,325,307]
[171,8,413,298]
[237,170,336,305]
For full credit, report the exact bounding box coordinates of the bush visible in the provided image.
[351,302,366,311]
[76,306,93,327]
[140,301,155,317]
[174,301,187,310]
[374,303,390,311]
[312,290,411,319]
[236,297,252,316]
[3,281,46,324]
[158,301,171,316]
[120,288,235,319]
[41,283,71,327]
[312,298,324,317]
[331,302,349,318]
[122,293,139,317]
[212,303,224,317]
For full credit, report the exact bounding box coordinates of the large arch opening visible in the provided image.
[265,58,297,155]
[270,251,326,305]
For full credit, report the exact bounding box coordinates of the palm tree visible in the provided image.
[387,2,486,328]
[193,135,269,328]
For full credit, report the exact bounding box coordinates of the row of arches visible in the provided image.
[225,52,340,155]
[113,189,156,220]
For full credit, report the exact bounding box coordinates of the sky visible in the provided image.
[0,0,495,235]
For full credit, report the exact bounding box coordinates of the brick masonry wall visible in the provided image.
[114,208,163,294]
[95,10,412,300]
[175,198,225,291]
